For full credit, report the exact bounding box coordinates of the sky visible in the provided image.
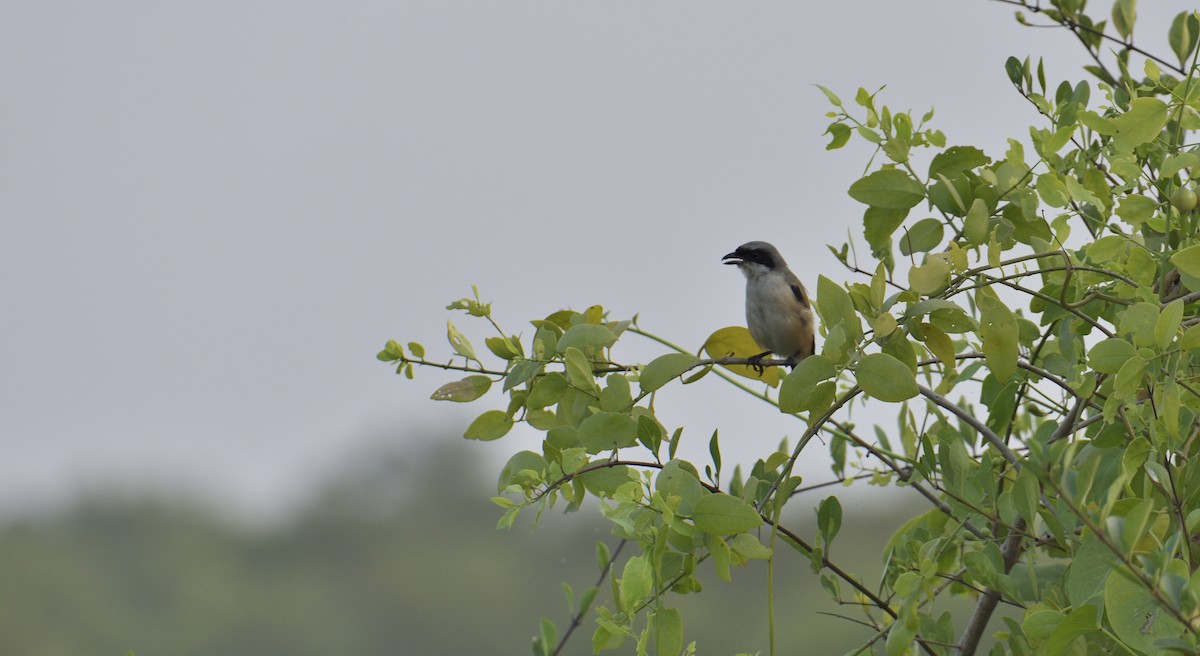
[1,1,1183,517]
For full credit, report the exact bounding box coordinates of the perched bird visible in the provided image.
[723,241,816,365]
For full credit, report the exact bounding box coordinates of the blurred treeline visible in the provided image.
[0,438,938,655]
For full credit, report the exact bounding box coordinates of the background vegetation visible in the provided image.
[0,440,925,655]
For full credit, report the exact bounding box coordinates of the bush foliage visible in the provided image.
[382,3,1200,654]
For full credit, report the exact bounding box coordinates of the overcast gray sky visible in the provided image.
[1,2,1181,516]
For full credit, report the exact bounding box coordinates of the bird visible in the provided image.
[722,241,816,366]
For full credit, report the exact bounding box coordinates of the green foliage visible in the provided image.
[382,4,1200,655]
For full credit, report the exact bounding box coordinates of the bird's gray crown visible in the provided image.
[722,241,785,270]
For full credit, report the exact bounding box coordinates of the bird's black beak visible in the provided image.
[722,252,742,265]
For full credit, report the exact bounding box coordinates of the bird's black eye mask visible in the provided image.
[735,247,774,268]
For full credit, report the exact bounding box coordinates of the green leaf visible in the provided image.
[1111,0,1136,39]
[563,347,598,394]
[825,122,851,150]
[886,622,917,656]
[1157,300,1184,349]
[651,607,683,656]
[1012,467,1040,527]
[1105,566,1186,652]
[978,292,1019,383]
[864,206,909,253]
[430,375,493,402]
[898,218,944,255]
[1088,338,1136,374]
[619,554,652,613]
[656,460,704,514]
[691,493,763,535]
[848,169,926,210]
[908,258,950,296]
[778,354,836,413]
[1068,535,1118,608]
[855,353,919,402]
[539,618,557,656]
[1113,355,1146,400]
[1112,97,1169,151]
[463,409,513,441]
[640,353,700,392]
[497,450,548,491]
[484,336,521,360]
[1121,497,1154,555]
[1115,194,1158,225]
[814,83,843,107]
[1043,604,1099,656]
[817,496,842,545]
[1171,244,1200,278]
[1086,235,1126,263]
[1163,152,1200,178]
[578,411,638,453]
[921,322,956,371]
[963,198,989,245]
[446,320,478,361]
[1119,302,1160,348]
[1181,324,1200,351]
[816,275,861,342]
[528,372,568,408]
[928,145,990,179]
[557,324,618,352]
[580,464,634,498]
[731,532,772,560]
[1079,109,1118,135]
[1169,11,1200,67]
[702,326,781,387]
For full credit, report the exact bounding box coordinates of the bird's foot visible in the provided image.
[747,351,772,375]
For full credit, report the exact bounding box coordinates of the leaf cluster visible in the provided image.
[382,4,1200,655]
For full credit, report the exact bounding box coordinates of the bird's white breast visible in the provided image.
[744,272,812,358]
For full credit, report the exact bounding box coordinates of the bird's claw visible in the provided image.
[747,351,772,375]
